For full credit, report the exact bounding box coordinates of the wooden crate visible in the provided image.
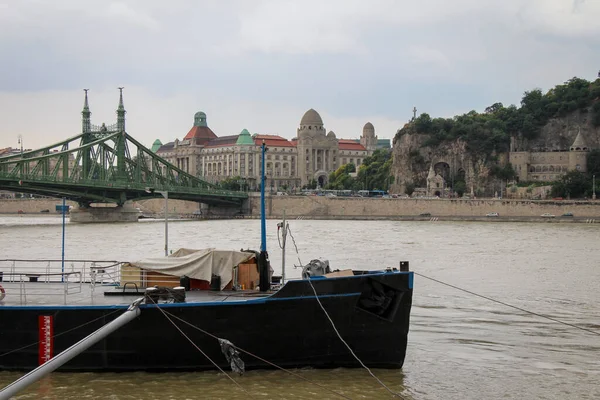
[237,263,259,290]
[145,271,181,288]
[120,264,142,288]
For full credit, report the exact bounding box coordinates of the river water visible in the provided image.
[0,216,599,400]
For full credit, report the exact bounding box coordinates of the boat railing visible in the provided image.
[0,259,123,304]
[92,262,184,291]
[0,259,189,302]
[0,271,82,305]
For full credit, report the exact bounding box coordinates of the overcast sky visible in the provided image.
[1,0,599,150]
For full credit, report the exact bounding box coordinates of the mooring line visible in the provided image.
[161,309,354,400]
[414,272,600,336]
[0,308,122,358]
[304,277,406,399]
[287,232,405,399]
[148,299,255,399]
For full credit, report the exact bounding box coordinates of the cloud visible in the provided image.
[106,2,160,31]
[0,0,599,152]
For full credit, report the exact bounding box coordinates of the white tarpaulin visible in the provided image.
[130,248,255,290]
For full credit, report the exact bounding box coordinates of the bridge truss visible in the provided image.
[0,129,247,207]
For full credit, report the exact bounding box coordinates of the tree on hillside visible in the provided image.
[551,171,590,198]
[326,164,357,190]
[395,76,600,157]
[587,149,600,176]
[356,149,393,191]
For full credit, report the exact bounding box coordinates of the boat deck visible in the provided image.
[0,282,273,308]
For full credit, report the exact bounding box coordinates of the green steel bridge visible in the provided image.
[0,90,247,207]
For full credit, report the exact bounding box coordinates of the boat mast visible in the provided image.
[260,140,266,253]
[258,140,269,292]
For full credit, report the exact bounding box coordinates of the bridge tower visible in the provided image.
[115,87,127,186]
[81,89,93,179]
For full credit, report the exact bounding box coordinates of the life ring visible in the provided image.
[0,285,5,301]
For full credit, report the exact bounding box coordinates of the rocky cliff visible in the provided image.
[513,109,600,151]
[390,108,599,196]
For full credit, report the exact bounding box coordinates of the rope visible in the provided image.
[0,308,122,358]
[286,226,303,268]
[148,298,255,398]
[287,228,405,398]
[304,277,406,399]
[414,272,600,337]
[161,309,353,400]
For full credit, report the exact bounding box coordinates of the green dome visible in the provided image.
[151,139,163,153]
[193,111,207,127]
[236,129,254,145]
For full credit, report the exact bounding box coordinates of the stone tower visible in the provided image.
[296,109,338,186]
[569,130,589,172]
[360,122,378,155]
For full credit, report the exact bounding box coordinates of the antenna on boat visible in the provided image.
[258,140,270,292]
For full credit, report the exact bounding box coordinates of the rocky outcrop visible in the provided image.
[391,108,599,196]
[512,109,600,151]
[390,128,497,195]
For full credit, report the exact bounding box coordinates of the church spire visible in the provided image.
[116,87,126,132]
[82,89,91,133]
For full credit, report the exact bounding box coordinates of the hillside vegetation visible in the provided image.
[395,77,600,156]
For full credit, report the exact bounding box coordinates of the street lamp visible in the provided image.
[593,174,596,200]
[17,135,23,156]
[146,188,169,256]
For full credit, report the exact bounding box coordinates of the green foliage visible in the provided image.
[587,149,600,176]
[592,102,600,127]
[395,77,600,157]
[551,171,590,198]
[303,179,317,190]
[453,181,466,197]
[489,163,517,181]
[218,176,246,190]
[405,183,415,196]
[326,164,358,190]
[356,149,393,191]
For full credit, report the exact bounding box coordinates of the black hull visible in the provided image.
[0,272,412,372]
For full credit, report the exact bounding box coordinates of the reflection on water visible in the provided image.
[1,218,599,399]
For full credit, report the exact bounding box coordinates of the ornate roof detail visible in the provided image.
[194,111,207,127]
[570,129,588,151]
[236,129,254,145]
[300,109,323,126]
[427,164,436,179]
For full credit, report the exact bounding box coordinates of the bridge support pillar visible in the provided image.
[69,205,140,223]
[200,203,245,218]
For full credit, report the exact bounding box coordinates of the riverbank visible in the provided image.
[2,196,600,223]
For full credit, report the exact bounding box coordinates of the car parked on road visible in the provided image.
[486,212,499,217]
[541,213,555,218]
[561,212,574,217]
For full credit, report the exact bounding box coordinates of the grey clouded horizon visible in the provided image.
[1,0,599,149]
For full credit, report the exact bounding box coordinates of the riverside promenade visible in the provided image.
[2,195,600,223]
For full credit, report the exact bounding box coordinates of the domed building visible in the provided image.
[156,108,377,190]
[360,122,378,153]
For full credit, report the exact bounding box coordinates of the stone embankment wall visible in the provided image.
[247,194,600,218]
[0,199,77,214]
[2,196,600,218]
